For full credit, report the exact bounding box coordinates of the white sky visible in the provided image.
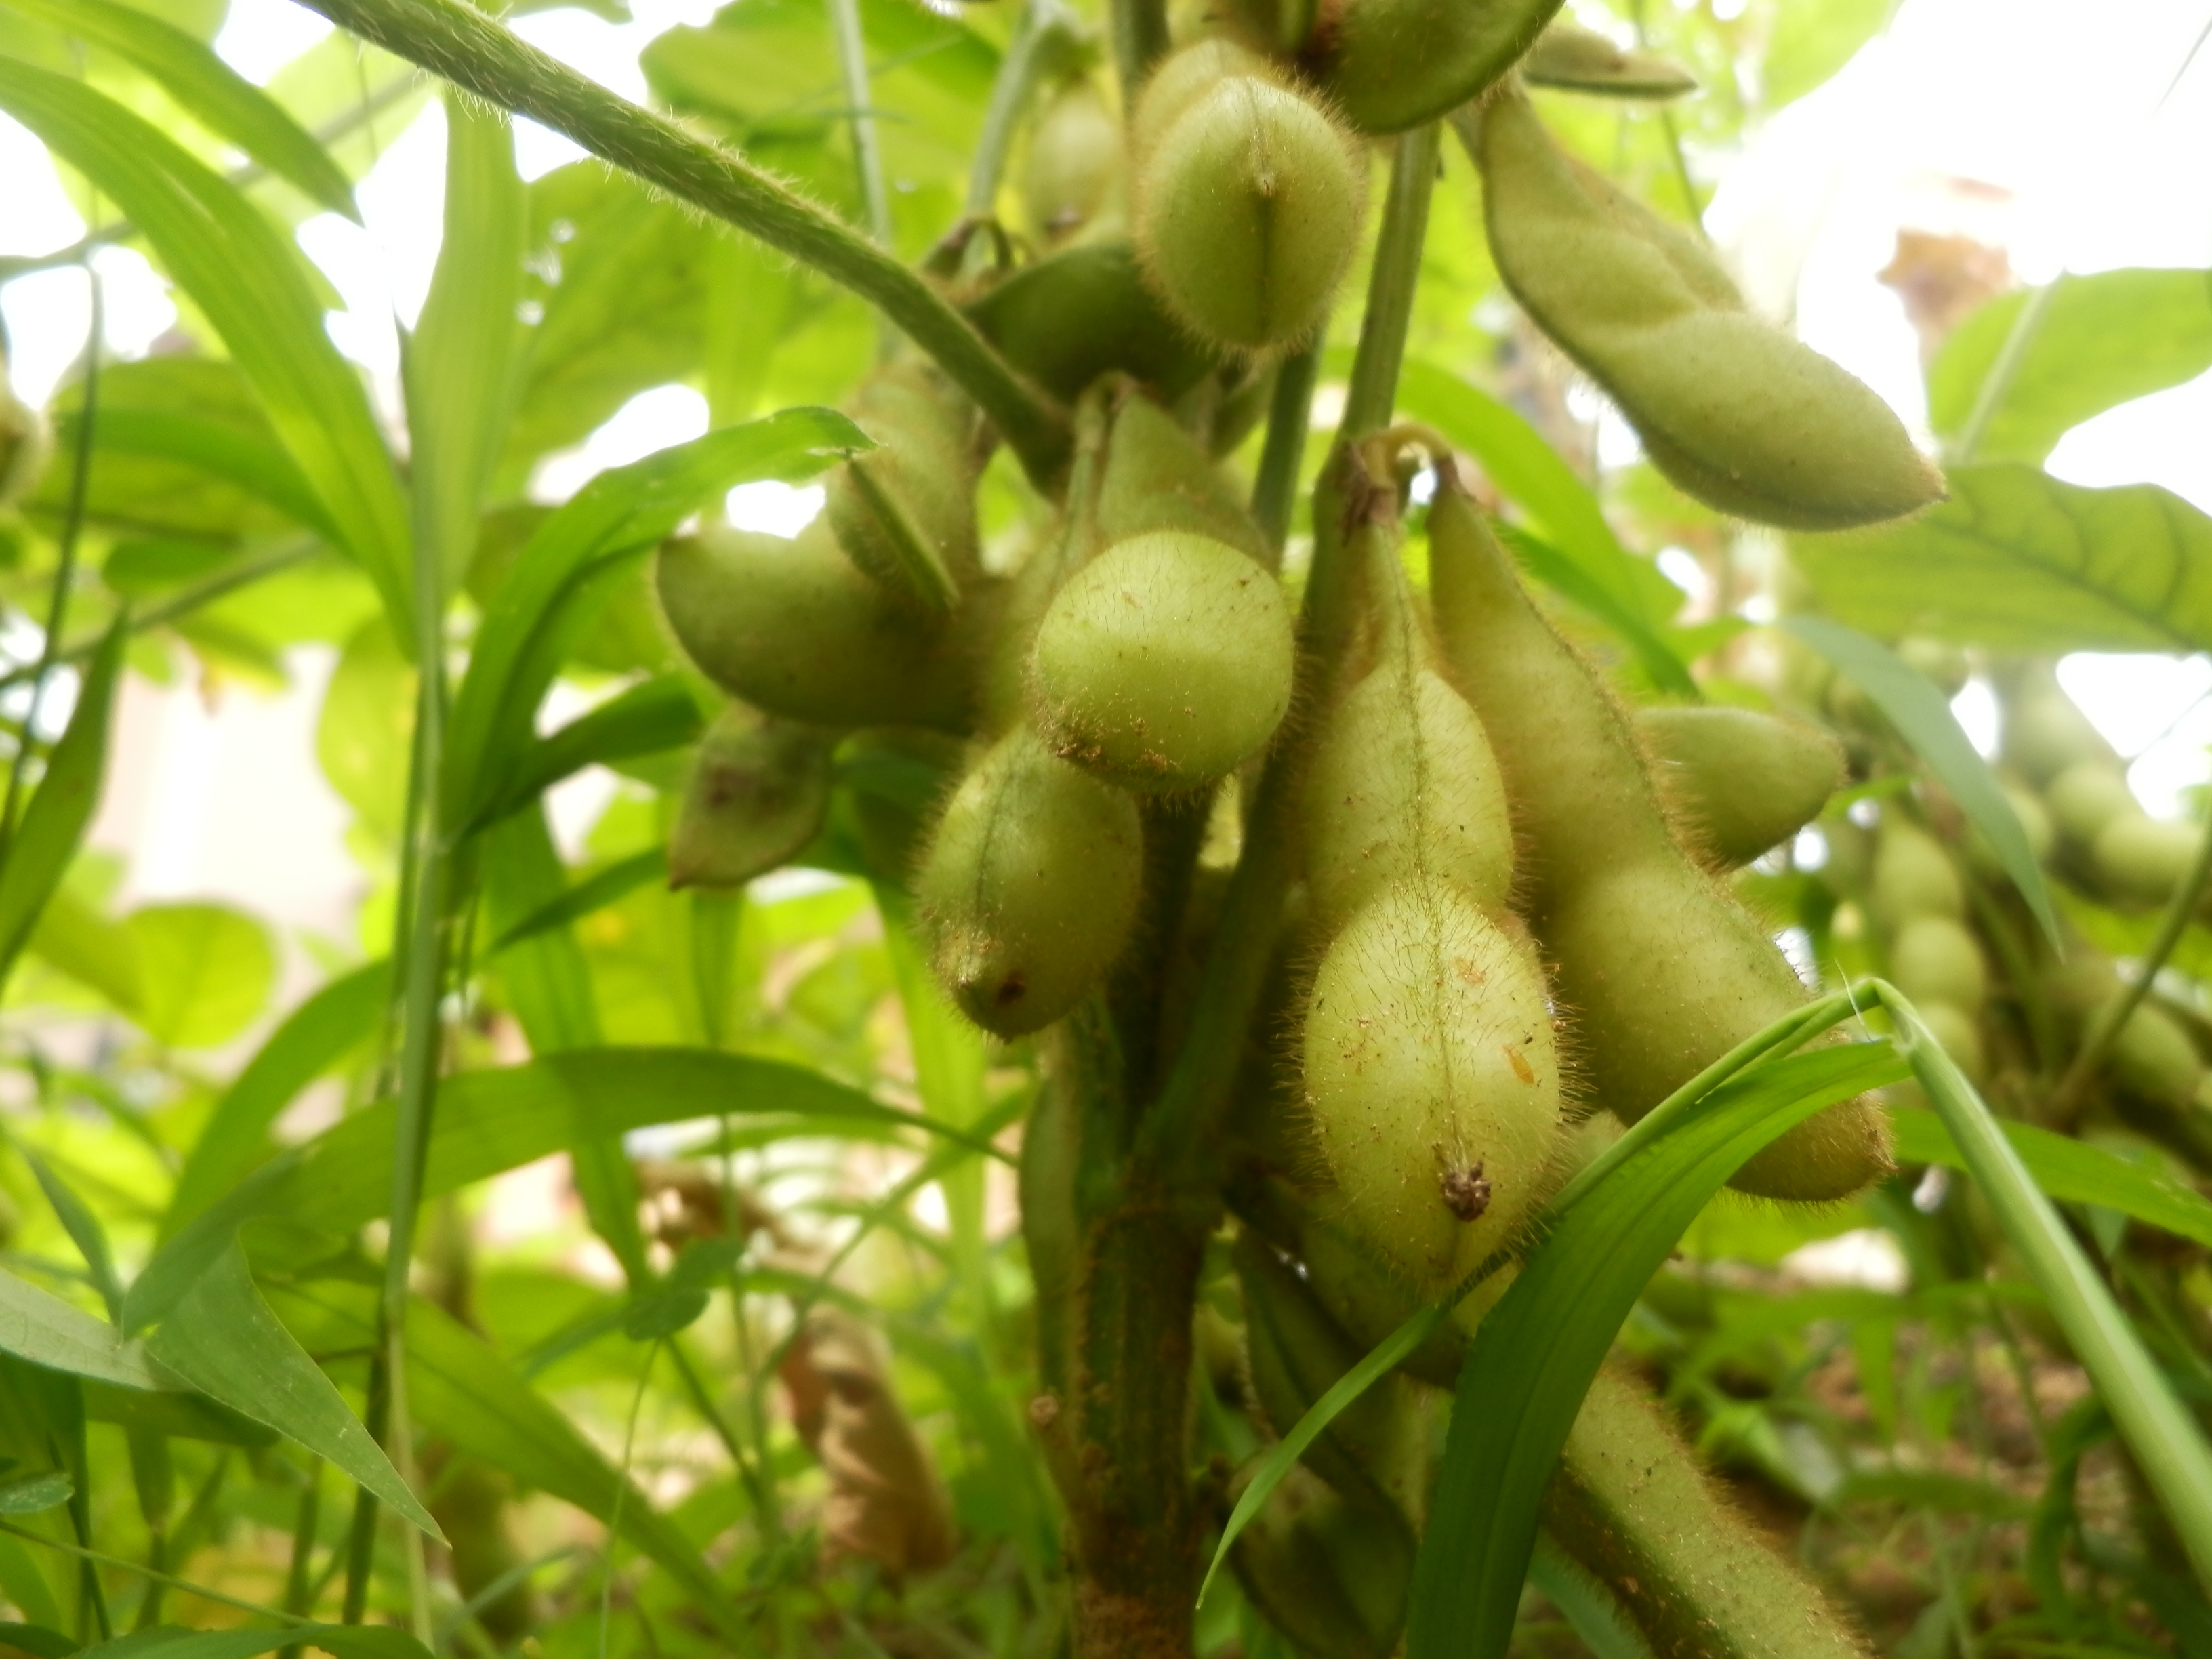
[0,0,2207,936]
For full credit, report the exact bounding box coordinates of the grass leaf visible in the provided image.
[476,674,702,830]
[487,848,666,956]
[0,1268,167,1391]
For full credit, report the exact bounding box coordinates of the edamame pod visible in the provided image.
[668,706,834,890]
[1637,704,1845,869]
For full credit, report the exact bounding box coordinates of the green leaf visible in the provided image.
[58,409,339,544]
[0,61,412,634]
[1782,615,2061,948]
[316,620,416,843]
[1760,0,1886,108]
[0,0,358,218]
[161,960,390,1237]
[1795,466,2212,655]
[476,674,703,830]
[443,408,867,836]
[77,1624,432,1659]
[0,1475,70,1517]
[0,1621,76,1659]
[80,1382,274,1448]
[126,1048,986,1332]
[0,1267,169,1392]
[1889,1107,2212,1248]
[407,95,525,598]
[19,1156,121,1320]
[266,1282,752,1644]
[26,889,142,1017]
[1526,1539,1656,1659]
[0,623,127,989]
[1404,1042,1908,1659]
[489,848,668,956]
[142,1246,439,1540]
[1929,270,2212,466]
[123,903,276,1050]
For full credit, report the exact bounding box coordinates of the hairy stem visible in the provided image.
[291,0,1070,484]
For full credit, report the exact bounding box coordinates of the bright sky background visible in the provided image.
[0,0,2207,936]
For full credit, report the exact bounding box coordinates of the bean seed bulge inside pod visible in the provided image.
[1303,880,1562,1294]
[1135,76,1364,354]
[1031,529,1294,791]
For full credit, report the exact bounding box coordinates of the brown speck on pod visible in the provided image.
[1441,1162,1491,1222]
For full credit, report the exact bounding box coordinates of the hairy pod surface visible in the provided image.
[1427,478,1891,1200]
[825,364,979,616]
[1296,1200,1511,1389]
[2104,993,2206,1112]
[1302,879,1562,1294]
[1311,0,1563,133]
[1637,704,1845,869]
[1521,20,1698,98]
[915,730,1143,1036]
[1134,76,1366,354]
[1023,76,1124,245]
[1889,914,1989,1013]
[1547,1368,1877,1659]
[1129,38,1283,163]
[966,240,1220,402]
[668,707,834,890]
[1031,529,1295,790]
[1096,391,1275,562]
[1475,91,1942,529]
[1872,815,1965,926]
[656,524,971,731]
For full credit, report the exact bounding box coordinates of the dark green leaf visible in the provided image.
[1929,270,2212,465]
[489,849,668,956]
[0,622,126,989]
[1795,466,2212,655]
[142,1246,438,1539]
[1,0,357,218]
[477,674,703,829]
[0,1475,70,1516]
[0,1622,77,1659]
[1405,1043,1907,1659]
[1782,615,2060,948]
[161,960,390,1237]
[443,408,866,835]
[79,1382,274,1449]
[0,1266,169,1391]
[621,1290,709,1342]
[0,62,411,632]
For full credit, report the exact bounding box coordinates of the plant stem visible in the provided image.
[279,1460,322,1659]
[0,1521,305,1629]
[2047,811,2212,1121]
[1954,279,2055,464]
[825,0,895,363]
[0,270,100,857]
[291,0,1069,485]
[1107,0,1168,106]
[1250,342,1319,554]
[1340,123,1439,440]
[665,1339,781,1543]
[966,0,1075,220]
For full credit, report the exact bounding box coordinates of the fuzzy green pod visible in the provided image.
[1427,475,1892,1202]
[1872,815,1965,926]
[668,707,834,890]
[1023,76,1124,244]
[1547,1368,1876,1659]
[1311,0,1563,133]
[1303,880,1563,1294]
[915,729,1143,1036]
[656,523,972,731]
[964,241,1220,402]
[1230,1462,1414,1659]
[1999,670,2113,786]
[2104,994,2205,1113]
[1637,705,1845,869]
[1473,90,1942,530]
[1134,76,1366,354]
[1521,20,1698,98]
[1031,529,1295,790]
[1296,1200,1510,1390]
[1889,914,1988,1013]
[1129,37,1282,163]
[2094,813,2201,907]
[2046,760,2137,846]
[825,363,979,617]
[1095,390,1274,563]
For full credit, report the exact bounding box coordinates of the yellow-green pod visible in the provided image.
[1999,669,2113,786]
[2104,993,2205,1113]
[2045,760,2137,846]
[1637,705,1845,869]
[1302,879,1562,1294]
[1297,1200,1511,1390]
[655,523,972,731]
[1914,998,1988,1087]
[1871,815,1964,926]
[1473,89,1942,529]
[668,706,834,890]
[1129,37,1283,164]
[1023,75,1124,245]
[1311,0,1562,134]
[1888,914,1988,1015]
[1427,475,1892,1202]
[2094,813,2200,907]
[914,729,1143,1036]
[1031,529,1295,790]
[1521,20,1698,98]
[1134,76,1367,354]
[964,241,1221,403]
[1096,390,1273,564]
[825,363,979,617]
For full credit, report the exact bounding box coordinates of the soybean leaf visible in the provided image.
[443,408,867,834]
[1761,0,1887,108]
[123,903,277,1050]
[1795,466,2212,655]
[0,0,356,218]
[0,1268,169,1392]
[18,1158,121,1322]
[489,848,668,956]
[77,1624,432,1659]
[0,61,412,632]
[142,1246,438,1540]
[1889,1107,2212,1248]
[161,960,390,1237]
[1929,270,2212,466]
[408,95,525,598]
[476,674,703,830]
[1404,1043,1907,1659]
[0,623,127,990]
[266,1281,750,1643]
[1782,615,2061,949]
[126,1048,989,1331]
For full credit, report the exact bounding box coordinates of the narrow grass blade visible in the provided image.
[0,1269,167,1391]
[487,848,665,956]
[476,674,701,829]
[20,1157,122,1322]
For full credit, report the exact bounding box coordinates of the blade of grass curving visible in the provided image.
[474,675,701,830]
[1889,1107,2212,1248]
[0,1268,169,1392]
[1405,1041,1907,1659]
[142,1248,439,1541]
[0,62,412,634]
[1784,615,2060,947]
[487,848,665,956]
[19,1157,122,1322]
[1881,983,2212,1591]
[0,0,358,218]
